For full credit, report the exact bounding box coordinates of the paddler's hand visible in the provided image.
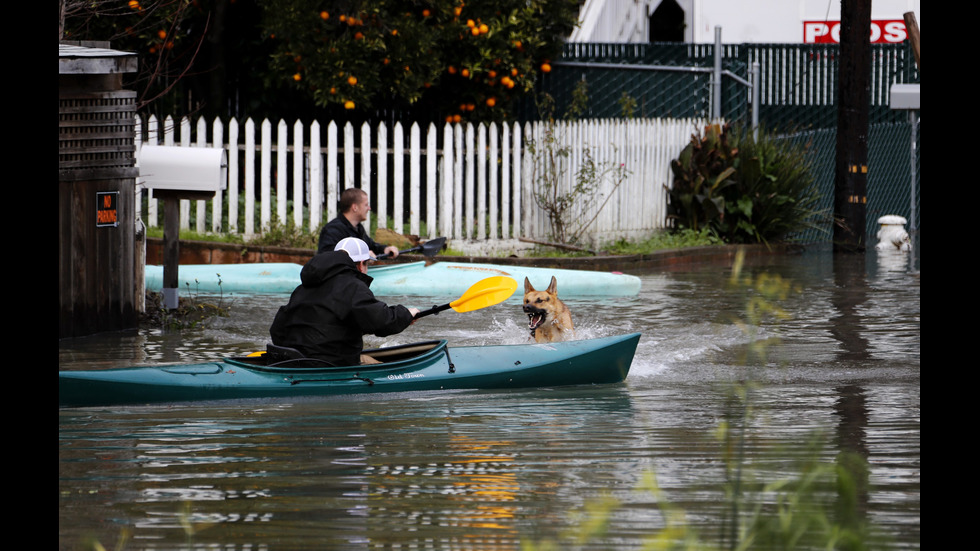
[383,245,399,258]
[408,307,420,323]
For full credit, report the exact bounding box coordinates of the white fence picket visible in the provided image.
[133,115,710,248]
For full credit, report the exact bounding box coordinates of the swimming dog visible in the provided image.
[523,276,574,343]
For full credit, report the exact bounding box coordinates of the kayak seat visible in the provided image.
[266,343,305,360]
[264,344,337,368]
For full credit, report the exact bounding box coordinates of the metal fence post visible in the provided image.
[751,61,760,139]
[712,26,722,119]
[909,111,918,234]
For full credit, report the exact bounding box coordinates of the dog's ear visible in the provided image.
[546,276,557,295]
[524,277,535,294]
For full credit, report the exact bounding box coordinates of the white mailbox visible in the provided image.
[889,84,920,110]
[138,145,227,193]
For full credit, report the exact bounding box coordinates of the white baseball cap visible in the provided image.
[335,237,372,262]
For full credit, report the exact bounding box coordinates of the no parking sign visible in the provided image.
[96,191,119,228]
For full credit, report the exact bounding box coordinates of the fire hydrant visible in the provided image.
[875,215,912,251]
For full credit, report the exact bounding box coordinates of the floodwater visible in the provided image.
[59,245,920,550]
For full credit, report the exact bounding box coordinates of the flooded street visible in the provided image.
[59,245,919,550]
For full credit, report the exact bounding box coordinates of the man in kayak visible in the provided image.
[317,187,400,258]
[270,237,420,366]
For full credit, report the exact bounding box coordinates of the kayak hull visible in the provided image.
[144,261,641,297]
[59,333,641,407]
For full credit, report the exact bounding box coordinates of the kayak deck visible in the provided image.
[144,261,642,297]
[59,333,641,407]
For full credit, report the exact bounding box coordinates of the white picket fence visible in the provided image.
[134,114,711,248]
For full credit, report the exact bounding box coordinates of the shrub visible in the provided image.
[667,123,825,244]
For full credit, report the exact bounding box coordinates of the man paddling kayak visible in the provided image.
[317,188,400,258]
[271,237,419,366]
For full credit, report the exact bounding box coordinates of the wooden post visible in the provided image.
[833,0,871,253]
[157,190,215,309]
[162,197,181,309]
[904,12,920,72]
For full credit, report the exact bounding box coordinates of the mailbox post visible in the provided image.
[138,145,227,309]
[889,83,919,236]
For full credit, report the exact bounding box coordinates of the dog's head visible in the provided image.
[523,276,559,333]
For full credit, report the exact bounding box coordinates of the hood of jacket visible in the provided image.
[300,251,373,288]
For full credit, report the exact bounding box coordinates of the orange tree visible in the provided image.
[61,0,271,120]
[261,0,579,122]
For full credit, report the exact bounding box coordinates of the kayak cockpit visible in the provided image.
[226,340,449,372]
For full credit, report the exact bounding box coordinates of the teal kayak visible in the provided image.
[144,261,642,297]
[59,333,641,407]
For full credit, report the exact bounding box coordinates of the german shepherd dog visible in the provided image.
[523,276,574,343]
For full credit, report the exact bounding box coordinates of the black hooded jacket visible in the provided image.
[317,214,386,255]
[269,251,414,366]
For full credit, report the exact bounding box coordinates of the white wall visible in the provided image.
[573,0,921,44]
[686,0,920,44]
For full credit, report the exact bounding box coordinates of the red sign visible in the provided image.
[803,20,908,44]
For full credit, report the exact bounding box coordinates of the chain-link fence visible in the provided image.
[782,118,920,243]
[519,41,920,244]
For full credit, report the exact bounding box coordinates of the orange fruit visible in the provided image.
[348,76,357,85]
[448,65,457,74]
[128,0,140,9]
[344,100,355,109]
[479,24,489,34]
[540,62,551,73]
[157,29,167,40]
[422,9,430,17]
[488,70,497,78]
[320,10,329,20]
[466,19,475,28]
[461,68,470,77]
[293,73,302,81]
[354,31,364,39]
[471,27,480,36]
[486,97,496,107]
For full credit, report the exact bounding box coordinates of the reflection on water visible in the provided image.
[59,245,919,550]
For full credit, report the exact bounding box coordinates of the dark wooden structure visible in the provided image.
[59,42,139,338]
[833,0,872,252]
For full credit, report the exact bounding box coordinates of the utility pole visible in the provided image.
[833,0,872,252]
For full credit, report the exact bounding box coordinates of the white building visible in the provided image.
[571,0,921,44]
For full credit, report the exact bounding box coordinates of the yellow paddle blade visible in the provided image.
[449,276,518,313]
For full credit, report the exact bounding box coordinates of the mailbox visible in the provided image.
[138,145,227,193]
[889,84,920,110]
